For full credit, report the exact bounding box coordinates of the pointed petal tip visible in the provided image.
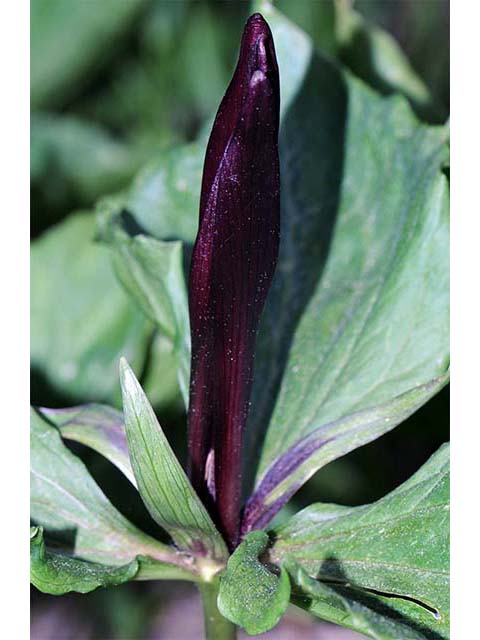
[243,12,272,45]
[119,357,137,396]
[118,356,129,374]
[242,13,278,84]
[247,12,267,26]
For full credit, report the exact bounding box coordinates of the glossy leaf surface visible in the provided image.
[287,561,435,640]
[95,2,449,502]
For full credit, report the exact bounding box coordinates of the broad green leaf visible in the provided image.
[30,408,195,581]
[31,113,143,207]
[274,0,337,56]
[95,142,202,243]
[244,374,448,532]
[31,212,151,406]
[287,561,432,640]
[31,0,145,108]
[30,526,138,595]
[99,215,190,404]
[39,404,135,487]
[247,1,449,484]
[218,531,291,635]
[119,359,227,563]
[270,445,449,638]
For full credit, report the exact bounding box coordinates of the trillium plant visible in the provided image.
[31,6,449,640]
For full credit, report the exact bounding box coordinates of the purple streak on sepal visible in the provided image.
[39,404,128,454]
[187,13,280,549]
[240,433,336,537]
[39,404,135,486]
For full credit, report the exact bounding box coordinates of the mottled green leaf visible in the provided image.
[99,215,190,404]
[218,531,291,635]
[39,404,135,487]
[30,526,139,595]
[30,408,195,581]
[248,1,449,485]
[271,445,449,638]
[119,359,227,563]
[31,212,151,406]
[31,0,145,108]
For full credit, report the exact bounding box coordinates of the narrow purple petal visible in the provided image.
[241,433,336,537]
[39,404,135,486]
[199,13,279,223]
[240,375,449,536]
[187,13,280,548]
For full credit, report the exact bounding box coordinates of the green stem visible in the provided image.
[199,579,237,640]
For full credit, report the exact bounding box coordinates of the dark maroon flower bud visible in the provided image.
[187,13,280,549]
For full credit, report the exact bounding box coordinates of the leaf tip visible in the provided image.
[119,356,139,398]
[118,355,129,375]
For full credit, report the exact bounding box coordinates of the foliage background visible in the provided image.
[30,0,449,637]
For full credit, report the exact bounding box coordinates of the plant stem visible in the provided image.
[199,579,236,640]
